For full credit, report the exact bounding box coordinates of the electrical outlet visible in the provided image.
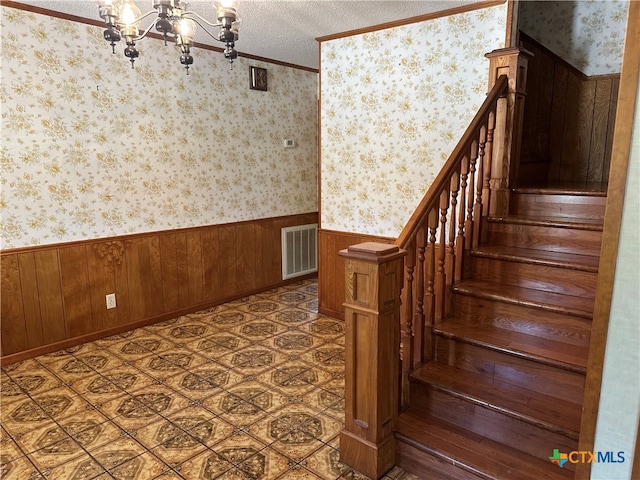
[106,293,116,309]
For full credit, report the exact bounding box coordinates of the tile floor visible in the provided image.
[0,280,419,480]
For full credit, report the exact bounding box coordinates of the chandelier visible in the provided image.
[97,0,240,73]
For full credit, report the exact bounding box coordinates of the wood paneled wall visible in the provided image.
[318,229,395,319]
[518,32,620,186]
[1,213,318,362]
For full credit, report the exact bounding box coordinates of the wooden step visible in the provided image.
[453,293,591,348]
[472,245,599,272]
[486,215,603,256]
[396,410,575,480]
[510,190,606,220]
[411,362,582,440]
[434,323,586,404]
[469,247,598,299]
[453,280,594,318]
[434,321,588,373]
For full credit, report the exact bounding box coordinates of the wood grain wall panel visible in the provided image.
[1,213,318,361]
[519,33,619,186]
[1,255,27,355]
[147,235,165,317]
[174,232,191,310]
[17,253,44,349]
[261,219,283,286]
[318,229,395,319]
[235,223,256,293]
[218,226,238,298]
[520,41,541,162]
[34,249,66,343]
[201,229,221,302]
[59,245,93,338]
[185,231,204,306]
[125,238,158,321]
[159,234,181,312]
[87,244,116,332]
[537,54,555,157]
[588,79,613,183]
[573,79,597,182]
[547,67,568,182]
[114,245,130,327]
[560,73,586,181]
[252,222,265,288]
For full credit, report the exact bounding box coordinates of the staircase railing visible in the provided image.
[338,48,530,479]
[395,74,508,408]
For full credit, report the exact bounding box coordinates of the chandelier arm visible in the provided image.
[181,16,226,43]
[181,11,223,29]
[130,16,162,42]
[116,10,158,40]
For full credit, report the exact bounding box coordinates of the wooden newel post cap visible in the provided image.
[339,242,406,263]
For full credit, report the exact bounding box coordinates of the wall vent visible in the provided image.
[282,223,318,280]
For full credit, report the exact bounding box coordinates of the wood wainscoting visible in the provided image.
[1,213,318,363]
[318,229,395,320]
[518,32,619,186]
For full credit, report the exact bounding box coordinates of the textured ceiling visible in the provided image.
[15,0,484,69]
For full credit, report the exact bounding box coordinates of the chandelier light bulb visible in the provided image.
[120,0,142,28]
[176,17,196,40]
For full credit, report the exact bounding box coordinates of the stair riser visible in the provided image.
[470,257,597,299]
[511,193,606,220]
[395,439,487,480]
[486,222,602,256]
[453,295,591,348]
[410,385,578,467]
[435,336,585,404]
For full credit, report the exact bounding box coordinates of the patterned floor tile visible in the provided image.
[216,347,290,376]
[0,455,45,480]
[3,368,64,400]
[163,364,243,401]
[0,435,24,465]
[27,435,86,471]
[1,398,59,438]
[109,451,169,480]
[45,453,109,479]
[97,394,167,433]
[249,407,330,461]
[303,443,350,479]
[2,359,46,377]
[0,280,422,480]
[70,368,157,406]
[202,391,270,428]
[184,331,253,357]
[0,376,31,406]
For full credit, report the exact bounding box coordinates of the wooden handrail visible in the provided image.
[393,73,509,409]
[396,74,508,249]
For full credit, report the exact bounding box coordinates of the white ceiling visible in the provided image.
[16,0,483,69]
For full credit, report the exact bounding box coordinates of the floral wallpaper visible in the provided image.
[320,2,508,237]
[519,0,628,76]
[0,6,318,249]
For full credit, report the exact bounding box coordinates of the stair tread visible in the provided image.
[513,186,607,196]
[396,410,574,480]
[434,320,588,372]
[472,245,599,271]
[453,280,594,318]
[488,214,603,231]
[411,363,581,438]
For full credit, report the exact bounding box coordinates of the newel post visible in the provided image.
[338,242,406,480]
[485,47,531,216]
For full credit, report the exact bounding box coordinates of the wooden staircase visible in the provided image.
[394,187,606,479]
